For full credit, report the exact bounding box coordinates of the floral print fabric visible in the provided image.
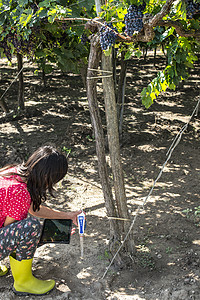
[0,217,42,261]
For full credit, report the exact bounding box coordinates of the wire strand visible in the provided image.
[0,41,42,104]
[101,96,200,280]
[0,67,24,102]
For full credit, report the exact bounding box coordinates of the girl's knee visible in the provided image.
[24,217,42,236]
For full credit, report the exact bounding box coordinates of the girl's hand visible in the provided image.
[69,210,83,226]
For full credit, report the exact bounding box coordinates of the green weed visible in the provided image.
[62,146,71,155]
[182,206,200,226]
[165,247,173,254]
[136,245,155,270]
[98,249,111,261]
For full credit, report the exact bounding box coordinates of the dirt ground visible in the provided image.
[0,54,199,300]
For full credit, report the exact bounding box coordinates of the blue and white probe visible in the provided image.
[77,211,86,258]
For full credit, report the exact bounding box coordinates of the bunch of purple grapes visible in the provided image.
[23,36,36,57]
[100,22,118,51]
[0,31,37,61]
[81,33,89,45]
[13,34,23,53]
[0,39,12,61]
[186,0,200,19]
[30,3,38,14]
[124,4,145,36]
[12,33,36,56]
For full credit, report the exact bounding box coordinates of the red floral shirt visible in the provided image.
[0,168,31,228]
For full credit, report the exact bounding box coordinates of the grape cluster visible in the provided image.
[13,34,23,53]
[81,33,89,45]
[30,3,38,14]
[0,30,37,61]
[100,22,118,51]
[12,34,35,56]
[0,40,12,61]
[61,23,68,31]
[124,4,145,37]
[186,0,200,19]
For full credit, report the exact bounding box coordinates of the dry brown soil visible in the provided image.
[0,54,199,300]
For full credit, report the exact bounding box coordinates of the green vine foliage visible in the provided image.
[0,0,199,106]
[99,0,200,108]
[0,0,95,73]
[141,34,199,108]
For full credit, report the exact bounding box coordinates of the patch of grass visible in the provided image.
[136,245,155,270]
[62,146,71,155]
[98,249,111,261]
[182,206,200,226]
[165,247,173,254]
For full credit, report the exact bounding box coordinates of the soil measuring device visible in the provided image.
[77,211,86,258]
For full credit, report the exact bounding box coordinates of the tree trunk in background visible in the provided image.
[17,53,24,110]
[86,36,121,255]
[153,47,157,67]
[0,98,9,113]
[80,62,88,89]
[42,68,47,88]
[101,53,134,254]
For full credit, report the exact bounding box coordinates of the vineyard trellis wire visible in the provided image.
[0,66,24,104]
[0,42,43,106]
[101,95,200,279]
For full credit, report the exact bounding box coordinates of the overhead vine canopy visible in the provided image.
[0,0,95,73]
[94,0,200,107]
[0,0,199,107]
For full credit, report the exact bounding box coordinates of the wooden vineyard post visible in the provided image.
[87,0,134,258]
[101,52,134,254]
[86,36,122,256]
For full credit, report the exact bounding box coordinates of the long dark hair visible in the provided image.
[0,146,68,212]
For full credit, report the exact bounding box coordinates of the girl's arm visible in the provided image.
[29,204,81,226]
[4,217,17,227]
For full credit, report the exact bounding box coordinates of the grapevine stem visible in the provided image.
[55,17,130,41]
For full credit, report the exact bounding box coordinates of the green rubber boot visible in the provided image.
[0,264,8,276]
[9,255,55,296]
